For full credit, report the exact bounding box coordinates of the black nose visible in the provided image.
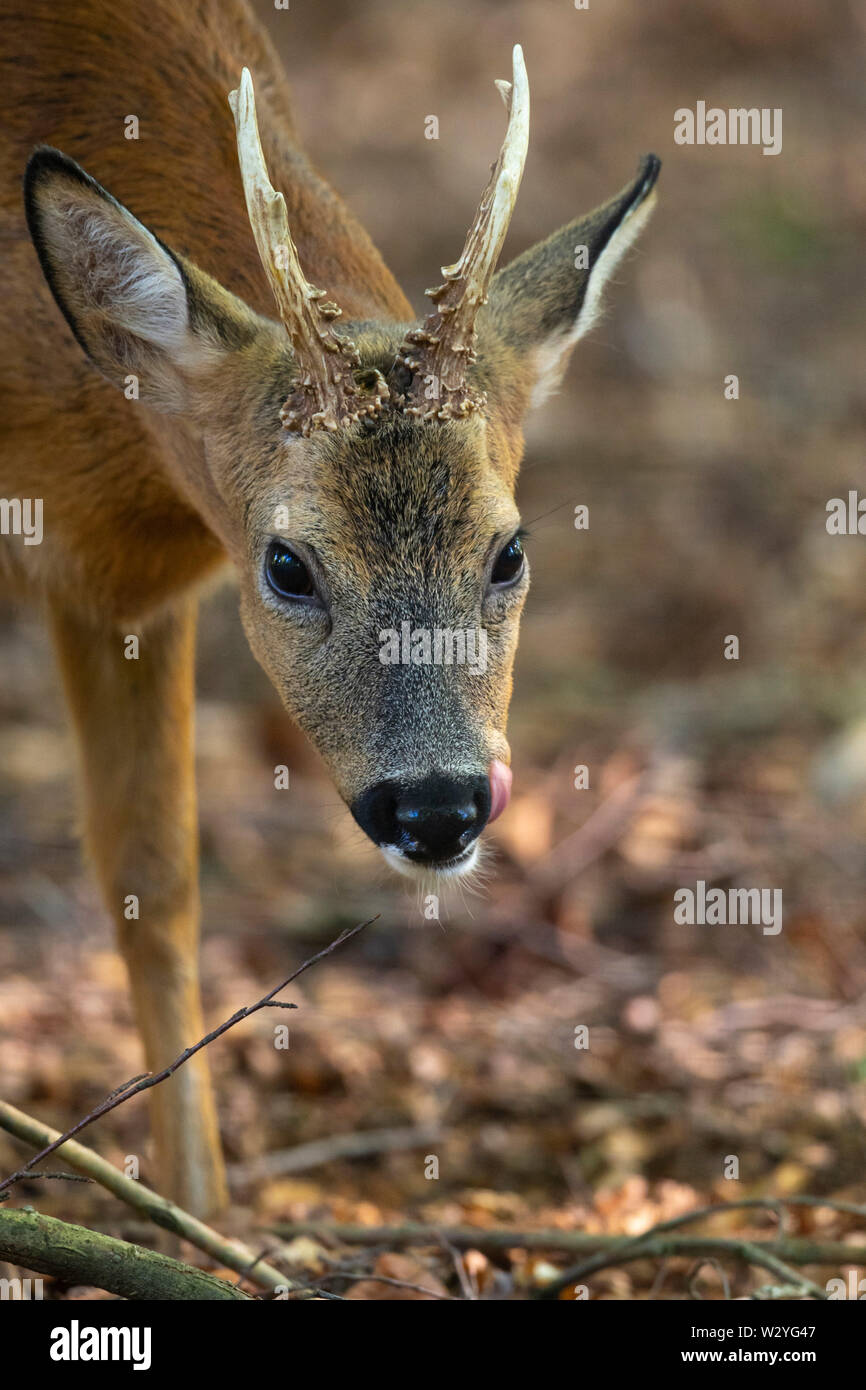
[352,773,491,865]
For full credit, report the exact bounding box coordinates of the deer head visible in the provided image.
[24,49,659,879]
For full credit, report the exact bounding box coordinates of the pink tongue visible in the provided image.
[488,759,513,823]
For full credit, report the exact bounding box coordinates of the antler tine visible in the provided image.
[398,44,530,421]
[229,68,388,435]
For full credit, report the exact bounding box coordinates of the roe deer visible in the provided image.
[1,0,659,1216]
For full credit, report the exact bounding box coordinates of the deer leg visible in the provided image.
[49,598,227,1217]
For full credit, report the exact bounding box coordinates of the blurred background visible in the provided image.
[2,0,866,1297]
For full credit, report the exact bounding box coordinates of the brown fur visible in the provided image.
[0,0,658,1214]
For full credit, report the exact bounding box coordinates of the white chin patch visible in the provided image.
[380,842,480,881]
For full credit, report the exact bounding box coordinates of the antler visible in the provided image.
[228,67,388,435]
[396,44,530,421]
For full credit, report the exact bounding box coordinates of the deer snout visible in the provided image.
[352,772,491,869]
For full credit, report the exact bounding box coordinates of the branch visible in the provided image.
[536,1195,861,1299]
[0,1100,291,1294]
[232,1124,442,1182]
[533,1233,827,1301]
[267,1215,866,1300]
[0,917,376,1201]
[0,1207,251,1300]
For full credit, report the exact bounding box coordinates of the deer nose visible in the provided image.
[352,773,491,865]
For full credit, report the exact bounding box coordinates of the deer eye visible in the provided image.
[491,534,525,586]
[265,540,316,600]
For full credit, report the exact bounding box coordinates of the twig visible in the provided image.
[231,1124,441,1182]
[536,1195,864,1297]
[0,917,376,1200]
[751,1283,814,1301]
[13,1171,92,1184]
[0,1207,251,1300]
[543,1244,824,1302]
[282,1286,348,1301]
[266,1209,866,1260]
[717,1244,825,1302]
[266,1216,866,1300]
[440,1234,477,1300]
[688,1258,732,1301]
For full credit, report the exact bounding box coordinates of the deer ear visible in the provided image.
[485,155,660,410]
[24,147,259,411]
